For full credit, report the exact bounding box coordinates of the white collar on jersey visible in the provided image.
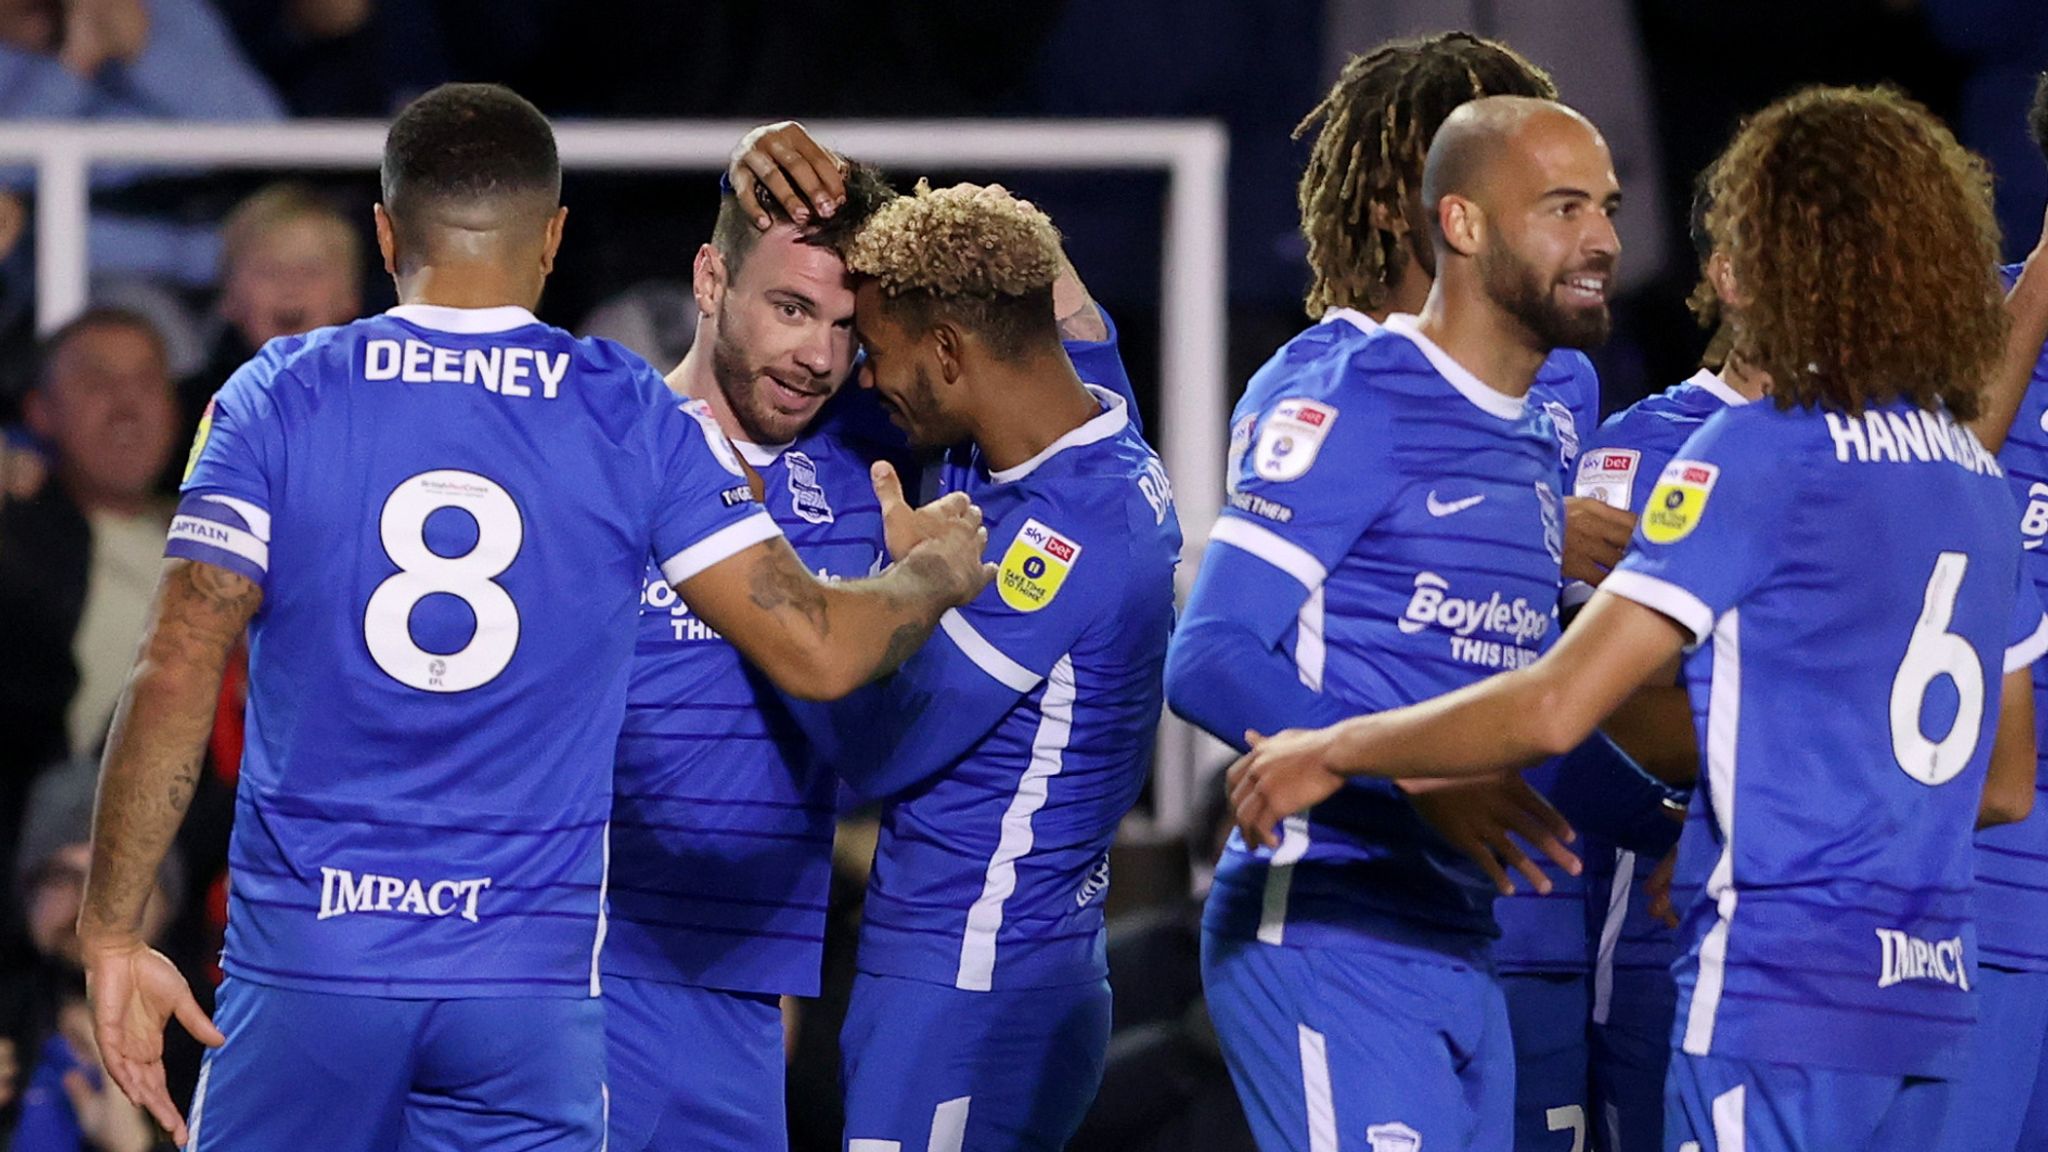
[989,385,1130,485]
[1380,313,1527,420]
[1687,367,1753,408]
[732,437,793,467]
[1323,306,1381,335]
[385,304,542,334]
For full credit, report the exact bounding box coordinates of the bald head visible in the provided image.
[1422,97,1609,248]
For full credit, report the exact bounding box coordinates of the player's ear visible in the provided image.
[693,244,727,318]
[372,204,398,277]
[931,319,965,387]
[539,206,568,276]
[1437,194,1484,258]
[1708,250,1743,310]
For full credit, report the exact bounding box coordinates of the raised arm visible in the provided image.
[1970,221,2048,454]
[78,558,246,1144]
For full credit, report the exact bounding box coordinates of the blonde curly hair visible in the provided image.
[1708,85,2007,419]
[842,180,1062,355]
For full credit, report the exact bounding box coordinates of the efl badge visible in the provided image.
[1535,481,1563,564]
[1542,399,1580,469]
[679,399,746,476]
[1574,448,1641,511]
[785,451,835,524]
[182,398,215,483]
[1253,399,1338,482]
[998,518,1080,612]
[1642,459,1720,544]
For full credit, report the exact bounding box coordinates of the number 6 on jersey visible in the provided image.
[365,469,525,692]
[1890,551,1985,786]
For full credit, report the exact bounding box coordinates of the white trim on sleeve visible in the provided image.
[1208,516,1328,591]
[940,610,1042,693]
[658,511,782,586]
[1600,570,1717,648]
[2007,613,2048,674]
[168,515,270,572]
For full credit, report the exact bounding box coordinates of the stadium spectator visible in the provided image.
[174,182,364,480]
[0,308,176,956]
[3,756,186,1149]
[0,0,286,287]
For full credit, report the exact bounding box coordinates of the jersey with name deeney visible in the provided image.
[166,305,781,998]
[1602,396,2048,1076]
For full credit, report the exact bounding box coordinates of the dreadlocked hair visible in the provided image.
[1295,32,1556,319]
[1708,85,2005,420]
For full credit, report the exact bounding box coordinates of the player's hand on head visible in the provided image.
[1226,728,1347,849]
[729,121,847,230]
[81,938,224,1147]
[1561,496,1635,586]
[1398,774,1580,897]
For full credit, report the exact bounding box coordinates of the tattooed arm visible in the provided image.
[79,558,251,1143]
[679,485,993,700]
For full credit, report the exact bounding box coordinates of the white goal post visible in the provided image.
[0,119,1231,835]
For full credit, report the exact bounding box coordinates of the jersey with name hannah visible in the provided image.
[167,304,780,998]
[1200,310,1569,959]
[1980,261,2048,976]
[1601,395,2048,1077]
[1573,368,1749,1021]
[603,322,1139,1000]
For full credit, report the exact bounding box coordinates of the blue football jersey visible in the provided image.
[1602,396,2048,1077]
[1498,341,1602,974]
[1573,369,1749,1018]
[166,304,780,998]
[850,387,1180,991]
[1983,262,2048,974]
[603,394,888,999]
[1201,311,1565,958]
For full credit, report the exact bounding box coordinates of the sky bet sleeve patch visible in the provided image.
[1574,447,1640,511]
[1642,459,1719,543]
[1252,399,1338,482]
[998,518,1081,612]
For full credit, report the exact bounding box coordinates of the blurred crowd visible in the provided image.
[0,0,2042,1149]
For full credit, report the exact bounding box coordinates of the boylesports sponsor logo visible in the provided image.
[318,867,491,923]
[1398,572,1549,644]
[1875,928,1970,991]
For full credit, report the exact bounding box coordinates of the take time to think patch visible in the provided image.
[1641,459,1720,544]
[182,398,215,483]
[998,518,1081,612]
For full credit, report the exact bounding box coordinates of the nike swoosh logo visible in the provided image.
[1426,491,1485,517]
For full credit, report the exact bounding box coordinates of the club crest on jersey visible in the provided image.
[1543,399,1580,468]
[1574,448,1640,511]
[1253,399,1337,482]
[999,518,1080,612]
[679,399,747,477]
[1366,1122,1422,1152]
[1535,481,1563,564]
[784,451,835,524]
[182,398,215,483]
[1642,459,1719,544]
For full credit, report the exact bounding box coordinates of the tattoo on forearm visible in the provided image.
[872,621,926,682]
[747,544,831,638]
[82,560,260,938]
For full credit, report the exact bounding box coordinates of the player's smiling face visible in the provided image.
[852,279,971,449]
[1478,113,1622,350]
[704,224,858,445]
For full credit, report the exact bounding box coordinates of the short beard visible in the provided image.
[710,303,802,445]
[1479,235,1612,351]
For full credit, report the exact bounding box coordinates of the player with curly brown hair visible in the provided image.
[1222,84,2047,1152]
[774,180,1181,1152]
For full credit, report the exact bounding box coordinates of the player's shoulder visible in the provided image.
[1240,313,1382,409]
[1593,374,1726,452]
[1534,348,1599,399]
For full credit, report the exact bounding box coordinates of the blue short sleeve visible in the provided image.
[941,489,1127,689]
[1602,410,1779,645]
[648,393,784,585]
[2007,565,2048,673]
[1210,364,1397,595]
[165,355,289,588]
